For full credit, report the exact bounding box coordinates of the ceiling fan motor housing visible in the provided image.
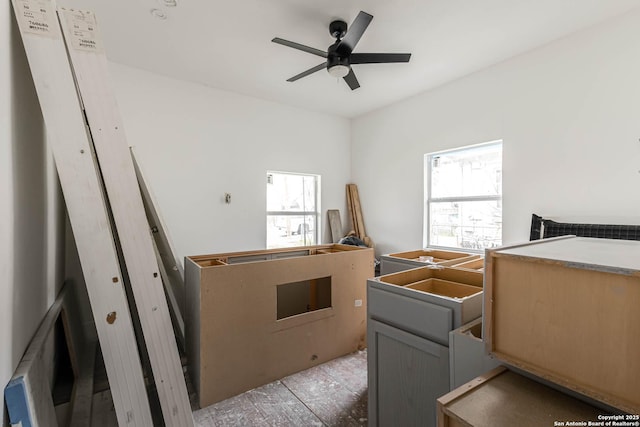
[329,20,347,39]
[327,41,350,70]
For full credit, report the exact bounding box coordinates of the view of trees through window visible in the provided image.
[425,141,502,251]
[267,171,320,248]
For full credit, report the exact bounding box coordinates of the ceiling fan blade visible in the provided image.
[286,62,327,82]
[350,53,411,64]
[343,68,360,90]
[272,38,327,58]
[337,11,373,53]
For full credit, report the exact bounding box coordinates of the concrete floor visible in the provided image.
[88,349,368,426]
[192,350,368,427]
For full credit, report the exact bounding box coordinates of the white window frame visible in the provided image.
[267,171,321,248]
[423,140,502,252]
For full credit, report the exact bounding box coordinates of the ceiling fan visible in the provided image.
[272,11,411,90]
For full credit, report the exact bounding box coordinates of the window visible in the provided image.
[267,171,320,248]
[424,141,502,251]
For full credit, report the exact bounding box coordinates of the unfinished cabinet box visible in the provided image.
[449,257,484,272]
[367,266,483,427]
[485,236,640,413]
[380,249,479,275]
[437,366,606,427]
[369,267,483,342]
[185,244,374,407]
[449,318,501,389]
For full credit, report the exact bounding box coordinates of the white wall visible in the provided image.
[110,63,351,260]
[1,3,65,424]
[352,9,640,256]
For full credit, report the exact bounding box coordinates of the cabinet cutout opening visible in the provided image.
[277,276,332,320]
[468,322,483,339]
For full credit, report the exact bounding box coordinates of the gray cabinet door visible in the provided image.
[368,319,450,427]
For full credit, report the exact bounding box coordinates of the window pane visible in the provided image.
[267,215,317,248]
[267,173,316,212]
[431,144,502,198]
[429,200,502,250]
[302,175,316,212]
[267,171,319,249]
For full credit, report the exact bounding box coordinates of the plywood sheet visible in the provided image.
[328,209,343,243]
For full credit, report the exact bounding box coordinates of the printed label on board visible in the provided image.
[15,0,59,38]
[61,8,103,52]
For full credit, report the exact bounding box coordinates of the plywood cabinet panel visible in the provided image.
[438,367,607,427]
[485,236,640,413]
[185,244,374,407]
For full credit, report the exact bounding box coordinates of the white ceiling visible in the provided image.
[57,0,639,118]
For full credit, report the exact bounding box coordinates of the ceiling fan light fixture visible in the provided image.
[328,64,350,78]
